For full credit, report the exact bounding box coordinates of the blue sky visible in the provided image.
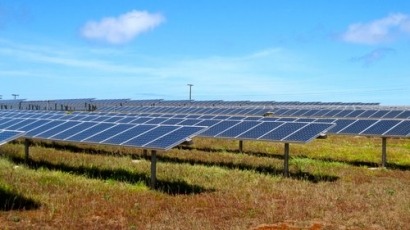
[0,1,409,105]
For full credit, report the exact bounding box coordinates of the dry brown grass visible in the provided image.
[0,135,409,229]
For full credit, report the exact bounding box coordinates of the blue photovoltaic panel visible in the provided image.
[383,120,410,136]
[35,121,82,138]
[282,123,334,143]
[357,110,377,118]
[80,116,99,121]
[200,120,241,137]
[2,119,34,130]
[368,110,389,118]
[259,122,306,141]
[17,119,52,132]
[130,117,153,124]
[103,116,124,123]
[324,110,342,117]
[82,123,135,143]
[337,120,377,134]
[122,125,178,147]
[395,111,410,119]
[178,119,202,126]
[382,110,403,118]
[328,119,356,133]
[360,120,401,136]
[26,120,66,137]
[242,117,261,121]
[144,117,168,124]
[65,123,115,142]
[67,115,89,121]
[347,110,366,117]
[0,118,22,129]
[0,129,25,146]
[216,121,260,138]
[195,119,220,127]
[51,122,97,140]
[0,118,13,126]
[213,115,231,120]
[160,118,185,125]
[101,124,156,145]
[144,126,206,150]
[237,121,283,139]
[116,117,138,123]
[88,116,110,122]
[317,119,336,123]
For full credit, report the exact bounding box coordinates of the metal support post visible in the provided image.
[284,143,290,177]
[24,138,30,163]
[239,140,243,153]
[150,150,157,189]
[381,137,387,168]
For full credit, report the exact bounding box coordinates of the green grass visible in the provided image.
[0,136,410,229]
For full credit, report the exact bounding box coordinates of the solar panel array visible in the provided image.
[0,112,207,150]
[270,108,410,119]
[0,110,335,147]
[274,117,410,137]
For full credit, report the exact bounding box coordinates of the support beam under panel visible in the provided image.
[381,137,387,168]
[239,140,243,153]
[284,143,290,177]
[24,138,30,163]
[150,150,157,189]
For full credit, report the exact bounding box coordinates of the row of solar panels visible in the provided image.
[96,106,410,119]
[98,106,273,116]
[0,119,206,150]
[270,108,410,119]
[0,111,335,145]
[0,110,409,141]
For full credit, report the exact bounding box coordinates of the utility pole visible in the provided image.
[187,84,193,101]
[12,94,19,99]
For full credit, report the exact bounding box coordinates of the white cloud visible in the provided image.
[81,10,164,44]
[341,13,410,44]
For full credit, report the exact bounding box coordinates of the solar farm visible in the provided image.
[1,98,410,229]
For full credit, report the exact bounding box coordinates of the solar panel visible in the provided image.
[259,122,306,141]
[237,121,283,139]
[65,123,116,142]
[200,120,241,137]
[101,124,157,145]
[144,126,206,150]
[383,120,410,137]
[328,119,356,133]
[82,123,135,143]
[216,121,260,138]
[0,129,25,146]
[337,120,378,135]
[396,111,410,119]
[360,120,401,136]
[26,120,66,137]
[121,125,178,147]
[1,118,31,130]
[35,121,82,138]
[282,123,334,142]
[51,122,98,140]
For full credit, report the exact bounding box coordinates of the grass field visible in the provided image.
[1,136,410,229]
